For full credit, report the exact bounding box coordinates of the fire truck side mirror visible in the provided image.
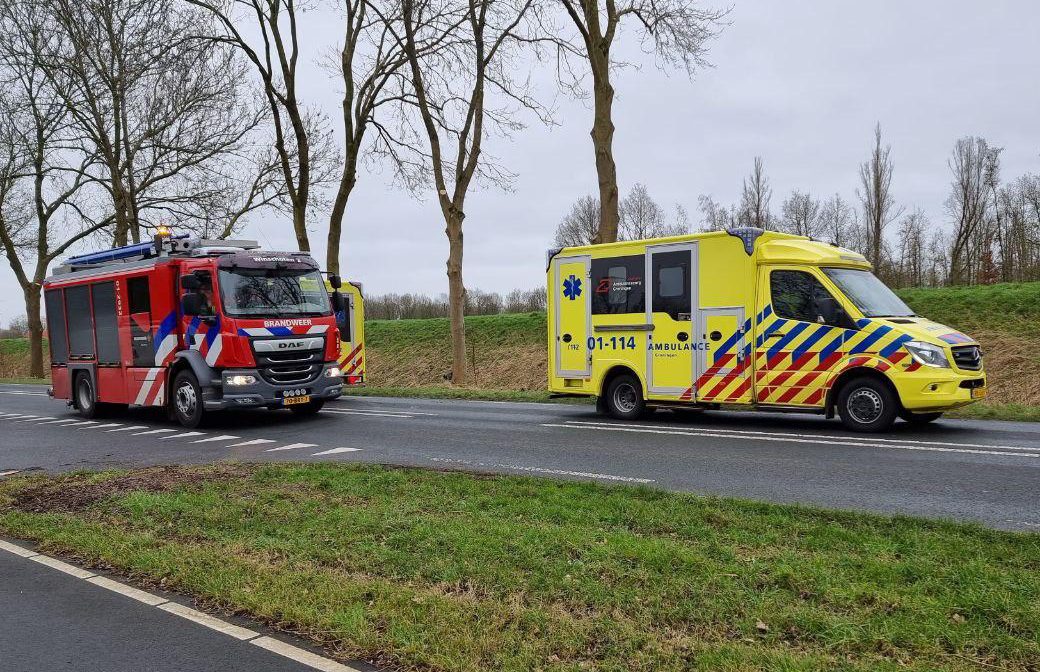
[182,292,205,316]
[328,274,342,290]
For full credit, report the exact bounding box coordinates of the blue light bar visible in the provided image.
[64,234,189,267]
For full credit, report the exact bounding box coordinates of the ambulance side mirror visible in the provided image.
[330,291,345,313]
[328,274,342,290]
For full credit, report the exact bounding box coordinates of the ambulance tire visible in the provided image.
[172,370,206,429]
[898,410,943,425]
[74,373,98,419]
[836,376,897,433]
[604,374,646,421]
[289,400,325,416]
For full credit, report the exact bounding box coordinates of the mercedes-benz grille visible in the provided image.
[951,345,982,371]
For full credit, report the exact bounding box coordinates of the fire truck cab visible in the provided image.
[44,233,347,427]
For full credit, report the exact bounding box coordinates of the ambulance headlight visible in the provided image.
[904,341,950,369]
[324,367,343,379]
[225,374,257,386]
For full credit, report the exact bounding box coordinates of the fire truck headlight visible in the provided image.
[904,341,950,369]
[325,367,343,379]
[225,374,257,386]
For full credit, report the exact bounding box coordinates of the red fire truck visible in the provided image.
[43,232,348,427]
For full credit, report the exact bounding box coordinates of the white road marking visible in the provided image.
[566,420,1040,453]
[86,575,169,606]
[18,416,55,422]
[0,544,361,672]
[251,636,362,672]
[29,554,96,579]
[107,425,149,432]
[38,418,80,425]
[0,413,31,418]
[132,428,179,436]
[191,434,240,444]
[84,423,124,430]
[160,431,206,440]
[312,447,361,456]
[67,421,100,428]
[158,602,259,640]
[265,442,318,452]
[0,470,20,477]
[427,457,655,484]
[546,423,1040,459]
[228,438,276,448]
[323,409,414,419]
[0,390,47,396]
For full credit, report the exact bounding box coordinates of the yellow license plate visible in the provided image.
[282,395,311,406]
[971,387,987,399]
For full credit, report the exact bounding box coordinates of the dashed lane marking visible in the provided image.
[312,447,362,456]
[546,422,1040,459]
[161,431,206,440]
[0,541,364,671]
[107,425,149,432]
[67,421,100,428]
[38,418,80,425]
[228,438,277,448]
[323,409,414,419]
[427,456,655,484]
[266,442,318,452]
[0,390,47,396]
[16,416,55,422]
[192,434,240,444]
[0,470,20,477]
[132,428,178,436]
[83,423,124,430]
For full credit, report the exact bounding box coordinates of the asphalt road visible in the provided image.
[2,382,1039,530]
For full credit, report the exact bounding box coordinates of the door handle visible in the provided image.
[765,332,786,339]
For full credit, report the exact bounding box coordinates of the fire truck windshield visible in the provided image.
[217,268,331,317]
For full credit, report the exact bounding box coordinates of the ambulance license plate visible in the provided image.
[971,387,987,399]
[282,395,311,406]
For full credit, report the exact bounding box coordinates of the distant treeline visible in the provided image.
[365,288,545,320]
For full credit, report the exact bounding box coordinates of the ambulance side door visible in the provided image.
[645,244,695,396]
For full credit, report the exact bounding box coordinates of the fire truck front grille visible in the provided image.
[951,345,982,371]
[253,344,325,385]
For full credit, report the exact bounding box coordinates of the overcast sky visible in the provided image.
[2,0,1038,325]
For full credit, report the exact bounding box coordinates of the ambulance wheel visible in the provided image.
[172,370,205,429]
[74,373,98,419]
[289,400,325,416]
[899,410,943,425]
[604,374,646,421]
[837,376,897,433]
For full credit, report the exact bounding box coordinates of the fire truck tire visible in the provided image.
[898,410,943,425]
[836,376,897,433]
[74,373,98,419]
[172,370,206,428]
[603,373,646,421]
[289,400,325,416]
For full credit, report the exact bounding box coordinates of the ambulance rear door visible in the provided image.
[553,255,591,378]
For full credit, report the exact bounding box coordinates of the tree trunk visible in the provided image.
[590,54,619,244]
[326,158,358,275]
[445,210,467,385]
[24,285,44,379]
[293,203,310,252]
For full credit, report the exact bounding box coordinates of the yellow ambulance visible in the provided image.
[327,278,366,387]
[547,228,986,432]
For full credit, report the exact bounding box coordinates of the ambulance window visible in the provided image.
[65,285,95,358]
[771,270,835,324]
[127,277,150,315]
[651,251,691,319]
[591,256,645,314]
[45,289,69,364]
[91,282,121,365]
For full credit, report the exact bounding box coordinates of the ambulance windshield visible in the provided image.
[823,268,914,318]
[218,268,331,317]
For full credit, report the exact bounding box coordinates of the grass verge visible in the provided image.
[1,464,1038,672]
[0,377,49,385]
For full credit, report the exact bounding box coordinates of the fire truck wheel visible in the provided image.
[837,376,897,432]
[603,373,646,421]
[898,410,943,425]
[289,399,326,416]
[74,373,98,419]
[172,370,205,428]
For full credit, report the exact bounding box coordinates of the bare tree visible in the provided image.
[697,194,733,231]
[618,183,686,240]
[553,194,599,246]
[895,208,927,288]
[738,156,772,229]
[186,0,340,253]
[388,0,544,384]
[552,0,726,244]
[818,193,858,248]
[857,123,903,269]
[779,190,821,238]
[945,136,1001,284]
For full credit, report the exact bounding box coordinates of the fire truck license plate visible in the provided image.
[971,387,987,399]
[283,395,311,406]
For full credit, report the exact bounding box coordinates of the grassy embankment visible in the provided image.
[1,463,1038,672]
[5,282,1040,419]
